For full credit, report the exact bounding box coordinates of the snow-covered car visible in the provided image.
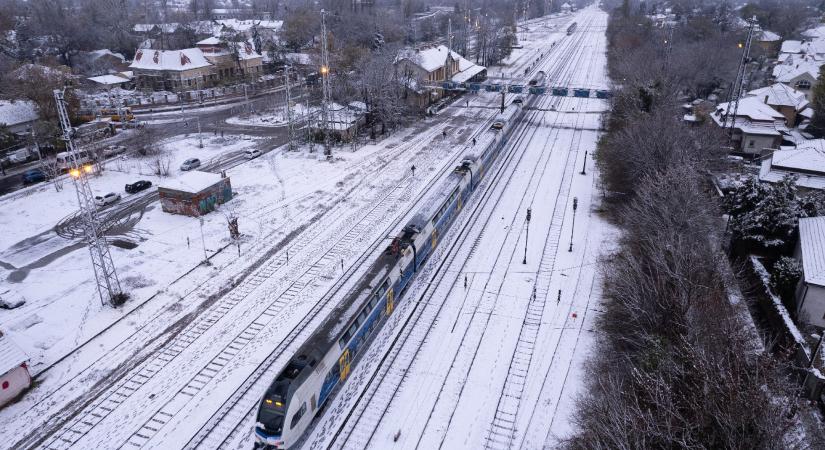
[0,296,24,309]
[94,192,121,206]
[244,149,262,159]
[180,158,201,171]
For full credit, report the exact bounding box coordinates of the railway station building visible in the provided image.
[158,171,233,217]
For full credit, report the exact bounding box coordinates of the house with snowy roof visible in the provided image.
[395,45,486,109]
[711,96,787,155]
[0,332,31,407]
[760,141,825,191]
[746,83,811,126]
[756,29,781,55]
[0,100,38,134]
[196,38,263,80]
[561,2,572,14]
[794,216,825,327]
[130,48,214,91]
[773,59,822,101]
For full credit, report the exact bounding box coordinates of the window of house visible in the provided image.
[748,140,755,148]
[796,80,812,90]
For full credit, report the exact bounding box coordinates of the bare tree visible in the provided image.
[40,157,63,192]
[149,155,171,177]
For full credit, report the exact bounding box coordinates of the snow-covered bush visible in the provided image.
[724,175,805,250]
[771,256,802,306]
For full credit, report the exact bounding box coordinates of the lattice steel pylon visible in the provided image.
[320,9,333,157]
[726,16,757,135]
[54,89,124,307]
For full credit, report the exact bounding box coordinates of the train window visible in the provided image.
[290,402,307,429]
[358,309,368,324]
[379,281,388,296]
[370,293,379,309]
[348,323,358,339]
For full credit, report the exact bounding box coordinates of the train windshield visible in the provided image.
[257,392,286,434]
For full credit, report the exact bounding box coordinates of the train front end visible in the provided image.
[254,389,287,449]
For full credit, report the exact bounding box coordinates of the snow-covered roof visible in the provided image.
[158,171,224,193]
[87,74,130,85]
[216,19,283,32]
[130,48,212,72]
[759,30,781,42]
[781,40,803,54]
[0,100,38,127]
[236,41,262,60]
[89,49,126,63]
[799,217,825,286]
[0,333,29,376]
[747,83,808,109]
[348,101,367,112]
[760,143,825,190]
[714,97,785,122]
[197,36,221,45]
[774,58,823,82]
[285,53,312,65]
[399,45,461,73]
[803,25,825,40]
[452,64,485,83]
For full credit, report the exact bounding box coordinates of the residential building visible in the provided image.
[774,61,821,100]
[760,141,825,191]
[0,100,39,134]
[395,45,486,109]
[795,216,825,327]
[710,96,787,154]
[196,38,263,80]
[0,332,31,407]
[130,48,213,90]
[755,29,781,55]
[747,83,810,126]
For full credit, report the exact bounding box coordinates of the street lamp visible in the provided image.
[568,197,578,252]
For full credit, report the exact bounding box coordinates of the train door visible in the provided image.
[385,288,395,315]
[338,349,351,381]
[432,228,438,248]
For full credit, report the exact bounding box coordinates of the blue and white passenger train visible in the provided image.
[253,100,525,449]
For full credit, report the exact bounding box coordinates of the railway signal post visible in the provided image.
[523,207,531,264]
[568,197,578,252]
[581,151,587,175]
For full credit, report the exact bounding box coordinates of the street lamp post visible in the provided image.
[523,207,531,264]
[568,197,578,252]
[580,150,587,175]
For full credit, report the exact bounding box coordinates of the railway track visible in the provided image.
[14,118,470,450]
[311,12,601,450]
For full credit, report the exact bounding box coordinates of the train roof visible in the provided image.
[295,247,398,361]
[408,171,465,230]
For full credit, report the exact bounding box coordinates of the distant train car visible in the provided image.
[508,85,524,94]
[552,87,569,97]
[595,89,612,99]
[567,22,577,35]
[528,70,546,87]
[529,86,546,95]
[485,83,502,92]
[573,88,591,98]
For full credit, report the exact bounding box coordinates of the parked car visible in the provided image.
[94,192,121,207]
[0,296,24,309]
[125,180,152,193]
[180,158,201,171]
[21,169,46,185]
[103,145,127,158]
[244,149,262,159]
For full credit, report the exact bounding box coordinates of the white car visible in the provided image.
[244,149,262,159]
[95,192,121,207]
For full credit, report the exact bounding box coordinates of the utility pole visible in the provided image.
[523,207,531,264]
[199,216,208,265]
[197,115,203,148]
[320,9,333,158]
[568,197,578,252]
[580,150,587,175]
[725,16,756,136]
[284,65,297,151]
[54,89,124,307]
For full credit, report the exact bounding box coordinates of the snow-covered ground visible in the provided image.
[301,6,614,450]
[0,7,610,450]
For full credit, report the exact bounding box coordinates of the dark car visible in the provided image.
[22,168,46,184]
[125,180,152,193]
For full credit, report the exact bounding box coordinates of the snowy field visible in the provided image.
[0,7,613,450]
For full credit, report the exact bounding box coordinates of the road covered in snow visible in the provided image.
[302,6,613,450]
[0,7,611,450]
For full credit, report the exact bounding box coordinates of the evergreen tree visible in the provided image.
[808,65,825,137]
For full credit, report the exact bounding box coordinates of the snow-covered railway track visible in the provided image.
[311,13,600,450]
[17,117,474,450]
[178,104,512,450]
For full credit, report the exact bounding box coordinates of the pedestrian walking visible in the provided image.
[472,138,476,146]
[187,237,190,248]
[411,165,416,177]
[464,274,468,289]
[442,130,447,139]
